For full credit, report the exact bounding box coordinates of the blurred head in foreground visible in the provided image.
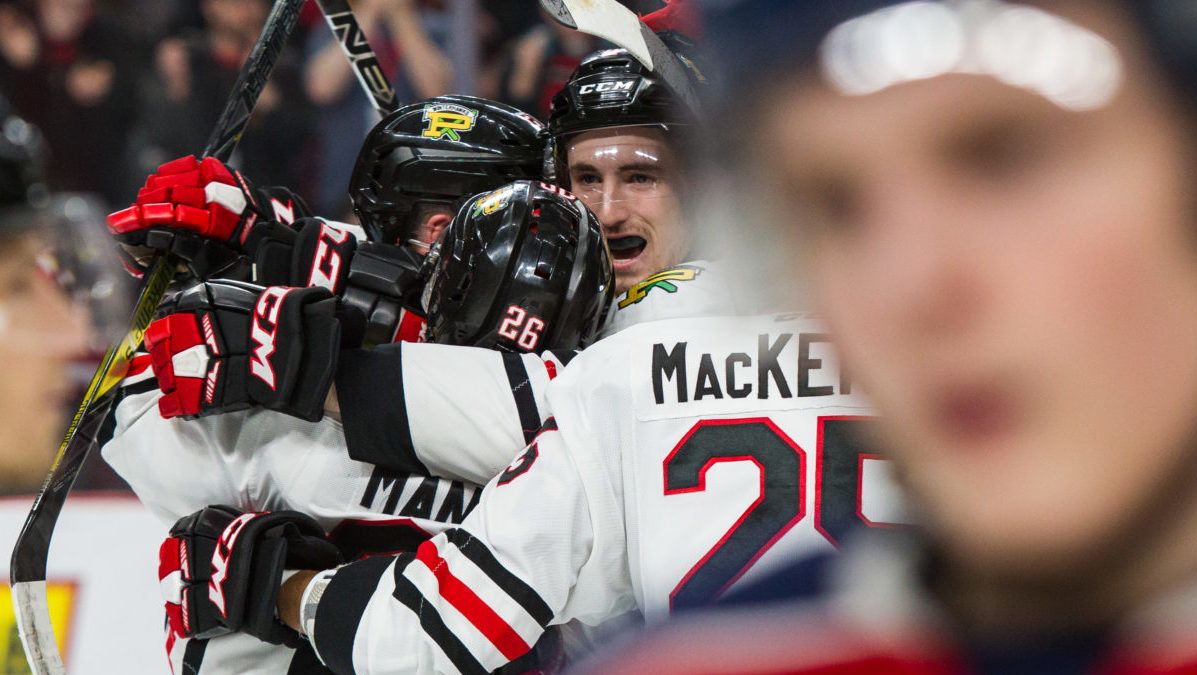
[708,0,1197,628]
[0,110,92,493]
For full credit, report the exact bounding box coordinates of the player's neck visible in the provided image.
[934,462,1197,642]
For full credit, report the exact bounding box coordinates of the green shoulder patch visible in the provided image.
[618,265,702,309]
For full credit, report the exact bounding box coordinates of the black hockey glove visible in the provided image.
[249,217,360,292]
[144,280,340,421]
[251,217,429,347]
[159,506,342,647]
[107,155,309,279]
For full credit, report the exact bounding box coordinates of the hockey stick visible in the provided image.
[9,1,306,672]
[313,0,399,115]
[539,0,701,113]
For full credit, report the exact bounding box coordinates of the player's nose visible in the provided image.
[863,188,983,339]
[594,191,631,232]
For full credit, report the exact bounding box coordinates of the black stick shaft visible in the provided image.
[203,0,308,160]
[313,0,399,114]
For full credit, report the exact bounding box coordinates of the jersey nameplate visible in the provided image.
[633,322,861,421]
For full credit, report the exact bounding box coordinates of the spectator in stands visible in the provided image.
[138,0,313,192]
[303,0,453,218]
[0,0,140,206]
[496,9,598,120]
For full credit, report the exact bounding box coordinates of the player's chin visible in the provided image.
[613,261,651,294]
[918,452,1137,582]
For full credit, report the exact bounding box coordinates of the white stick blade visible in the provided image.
[560,0,654,69]
[11,581,67,675]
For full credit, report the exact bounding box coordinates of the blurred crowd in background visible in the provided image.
[0,0,632,219]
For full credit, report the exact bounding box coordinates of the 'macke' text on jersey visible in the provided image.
[651,332,852,405]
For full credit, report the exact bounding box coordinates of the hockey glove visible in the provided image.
[251,217,360,292]
[107,155,307,278]
[253,218,430,347]
[159,505,342,647]
[144,280,340,421]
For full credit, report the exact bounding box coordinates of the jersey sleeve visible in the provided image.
[101,359,250,524]
[100,355,347,526]
[308,363,635,674]
[336,342,573,486]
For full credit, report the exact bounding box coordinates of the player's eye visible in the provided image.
[627,172,657,187]
[943,118,1053,184]
[573,172,602,186]
[796,177,865,238]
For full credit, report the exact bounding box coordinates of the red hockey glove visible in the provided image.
[144,280,341,421]
[159,506,342,647]
[107,155,306,279]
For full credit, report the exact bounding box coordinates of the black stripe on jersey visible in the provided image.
[444,528,553,626]
[392,572,489,675]
[314,555,395,675]
[337,345,430,474]
[286,643,337,674]
[544,349,577,367]
[98,379,159,448]
[501,354,541,445]
[120,378,159,397]
[181,638,207,675]
[329,519,430,559]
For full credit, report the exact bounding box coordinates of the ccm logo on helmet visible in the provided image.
[249,287,293,390]
[578,79,637,95]
[208,512,256,617]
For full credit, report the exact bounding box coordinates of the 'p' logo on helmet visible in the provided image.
[421,103,479,141]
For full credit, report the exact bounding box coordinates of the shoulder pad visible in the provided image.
[603,260,739,337]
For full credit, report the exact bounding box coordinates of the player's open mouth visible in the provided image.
[608,236,647,264]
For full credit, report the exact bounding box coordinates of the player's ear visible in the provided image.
[424,212,453,245]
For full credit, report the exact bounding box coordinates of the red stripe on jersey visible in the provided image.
[544,360,557,380]
[393,311,427,343]
[414,540,532,661]
[128,354,153,378]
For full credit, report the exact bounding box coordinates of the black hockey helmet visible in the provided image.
[349,95,547,246]
[547,48,698,187]
[422,180,614,353]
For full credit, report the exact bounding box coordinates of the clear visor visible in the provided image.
[817,0,1124,111]
[420,240,443,314]
[564,129,681,213]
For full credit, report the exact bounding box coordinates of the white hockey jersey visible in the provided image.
[303,313,908,675]
[101,344,563,675]
[600,260,740,339]
[100,259,768,673]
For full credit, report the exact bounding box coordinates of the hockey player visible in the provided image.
[165,305,898,674]
[547,48,700,293]
[104,181,612,674]
[0,107,93,493]
[573,1,1197,673]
